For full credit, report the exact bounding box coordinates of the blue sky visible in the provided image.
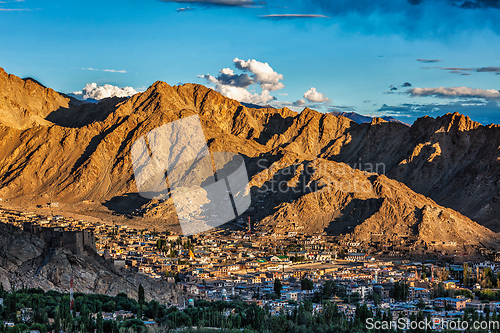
[1,0,500,124]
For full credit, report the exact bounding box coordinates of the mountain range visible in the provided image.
[328,111,410,126]
[1,67,500,249]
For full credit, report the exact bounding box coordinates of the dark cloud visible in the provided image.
[401,82,412,87]
[456,0,500,9]
[293,99,306,107]
[407,87,500,100]
[476,66,500,73]
[377,100,500,125]
[260,14,330,19]
[390,87,398,91]
[441,67,473,75]
[417,59,442,63]
[304,0,500,37]
[161,0,257,7]
[423,66,500,75]
[207,70,254,88]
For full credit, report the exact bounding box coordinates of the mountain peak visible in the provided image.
[0,67,70,129]
[370,117,387,125]
[438,112,481,132]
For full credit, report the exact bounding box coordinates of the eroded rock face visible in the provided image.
[0,222,181,303]
[0,222,44,270]
[250,158,499,249]
[1,66,500,237]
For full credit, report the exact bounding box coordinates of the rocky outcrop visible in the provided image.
[0,222,181,303]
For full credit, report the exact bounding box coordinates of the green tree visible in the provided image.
[138,284,145,320]
[96,311,103,333]
[463,263,471,286]
[274,279,283,299]
[300,278,314,291]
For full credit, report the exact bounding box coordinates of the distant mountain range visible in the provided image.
[329,111,411,126]
[1,66,500,250]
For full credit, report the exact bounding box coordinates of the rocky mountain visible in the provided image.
[0,66,500,247]
[329,111,410,126]
[250,158,499,249]
[0,222,181,303]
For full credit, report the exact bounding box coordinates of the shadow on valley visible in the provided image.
[325,197,383,236]
[103,193,149,215]
[46,96,126,128]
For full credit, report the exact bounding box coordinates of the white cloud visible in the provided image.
[176,6,193,11]
[72,83,138,100]
[200,58,285,104]
[408,87,500,100]
[103,69,127,73]
[217,85,275,104]
[81,68,127,73]
[303,87,330,103]
[233,58,285,91]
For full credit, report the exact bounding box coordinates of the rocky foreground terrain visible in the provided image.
[0,67,500,248]
[0,222,181,303]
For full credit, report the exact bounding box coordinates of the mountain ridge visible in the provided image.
[329,111,411,126]
[0,67,500,249]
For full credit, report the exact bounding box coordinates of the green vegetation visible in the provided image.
[0,282,499,333]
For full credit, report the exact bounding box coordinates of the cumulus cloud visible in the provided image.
[160,0,256,7]
[407,87,500,100]
[71,83,138,100]
[200,58,285,104]
[260,14,330,19]
[202,67,254,88]
[293,99,306,106]
[233,58,284,91]
[303,87,330,103]
[176,6,194,11]
[401,82,412,87]
[214,85,275,104]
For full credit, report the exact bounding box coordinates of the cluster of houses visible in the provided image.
[5,207,500,323]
